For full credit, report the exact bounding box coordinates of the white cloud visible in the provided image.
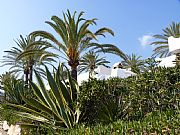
[138,34,153,47]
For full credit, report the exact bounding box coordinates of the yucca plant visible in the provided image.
[6,63,80,133]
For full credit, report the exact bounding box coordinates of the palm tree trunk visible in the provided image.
[29,59,34,82]
[29,65,33,82]
[29,59,34,89]
[71,67,77,81]
[24,70,29,87]
[68,60,79,81]
[68,60,79,100]
[70,66,77,101]
[29,65,33,90]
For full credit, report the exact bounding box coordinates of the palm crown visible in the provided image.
[121,53,144,73]
[79,51,110,78]
[151,22,180,57]
[30,10,122,80]
[1,35,57,85]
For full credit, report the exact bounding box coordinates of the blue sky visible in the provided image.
[0,0,179,74]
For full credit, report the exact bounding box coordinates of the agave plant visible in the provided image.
[0,72,26,105]
[6,64,80,132]
[98,98,130,124]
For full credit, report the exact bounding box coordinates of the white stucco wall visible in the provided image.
[156,55,176,67]
[168,36,180,54]
[77,65,136,84]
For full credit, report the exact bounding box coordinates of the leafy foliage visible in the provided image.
[0,104,22,125]
[79,78,130,124]
[0,72,30,104]
[127,66,180,116]
[79,66,180,124]
[59,110,180,135]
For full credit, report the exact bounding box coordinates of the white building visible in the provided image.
[156,55,176,67]
[77,64,135,85]
[156,36,180,68]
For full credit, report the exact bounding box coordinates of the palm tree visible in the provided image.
[31,10,120,81]
[79,51,110,78]
[151,22,180,57]
[95,44,127,61]
[121,53,144,73]
[1,35,57,86]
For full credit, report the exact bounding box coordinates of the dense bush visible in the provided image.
[79,77,131,124]
[79,66,180,124]
[0,104,21,125]
[1,66,180,134]
[59,110,180,135]
[127,66,180,116]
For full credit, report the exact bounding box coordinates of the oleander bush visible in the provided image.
[79,66,180,124]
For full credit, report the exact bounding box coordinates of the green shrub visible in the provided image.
[79,66,180,124]
[127,66,180,116]
[79,78,130,124]
[59,110,180,135]
[0,104,21,125]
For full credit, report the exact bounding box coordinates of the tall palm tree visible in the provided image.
[31,10,120,81]
[1,35,57,86]
[79,51,110,78]
[151,22,180,57]
[121,53,144,73]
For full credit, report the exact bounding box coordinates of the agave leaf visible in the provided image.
[45,65,72,128]
[34,70,60,117]
[22,97,63,121]
[17,112,50,123]
[20,123,38,129]
[5,63,80,130]
[29,81,48,106]
[5,103,51,121]
[56,64,71,104]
